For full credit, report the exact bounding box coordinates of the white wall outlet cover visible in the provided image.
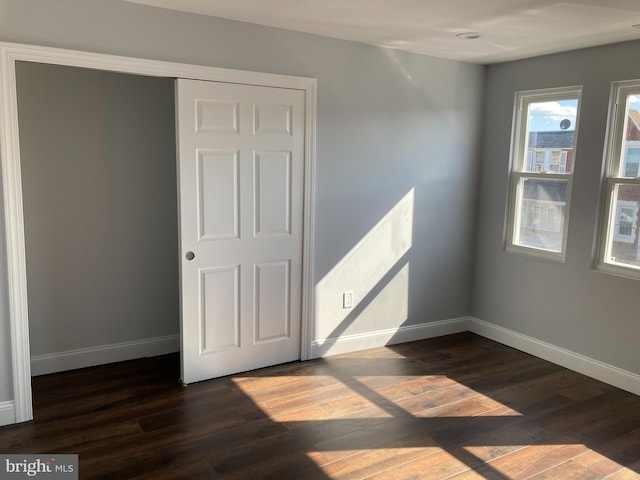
[343,291,354,308]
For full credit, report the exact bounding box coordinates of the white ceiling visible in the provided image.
[124,0,640,64]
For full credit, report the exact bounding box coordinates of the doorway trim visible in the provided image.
[0,41,317,424]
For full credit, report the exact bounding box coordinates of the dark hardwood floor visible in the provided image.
[1,332,639,479]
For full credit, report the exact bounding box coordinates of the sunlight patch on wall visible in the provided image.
[314,189,414,342]
[313,263,410,356]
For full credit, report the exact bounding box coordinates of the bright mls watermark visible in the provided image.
[0,455,77,479]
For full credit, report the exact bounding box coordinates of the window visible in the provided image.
[506,86,582,261]
[598,81,640,276]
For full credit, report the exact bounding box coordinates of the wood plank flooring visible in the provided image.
[1,332,639,479]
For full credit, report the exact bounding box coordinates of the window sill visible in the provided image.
[506,244,566,263]
[593,262,640,281]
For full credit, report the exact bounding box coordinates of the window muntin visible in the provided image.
[598,83,640,277]
[507,87,581,260]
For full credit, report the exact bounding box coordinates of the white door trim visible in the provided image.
[0,41,317,424]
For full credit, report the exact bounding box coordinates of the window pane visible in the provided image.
[524,99,578,174]
[625,99,640,143]
[620,96,640,177]
[515,179,567,252]
[607,184,640,268]
[623,147,640,177]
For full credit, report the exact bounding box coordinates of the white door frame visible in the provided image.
[0,41,316,424]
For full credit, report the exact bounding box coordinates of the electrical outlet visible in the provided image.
[343,291,354,309]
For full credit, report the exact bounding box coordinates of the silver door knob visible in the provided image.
[185,251,195,261]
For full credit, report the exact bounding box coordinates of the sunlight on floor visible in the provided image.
[305,442,636,480]
[229,341,640,479]
[354,375,524,418]
[233,375,396,421]
[308,446,475,479]
[233,370,525,423]
[476,443,589,478]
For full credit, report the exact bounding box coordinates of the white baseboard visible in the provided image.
[469,317,640,397]
[310,317,471,358]
[0,401,15,427]
[19,318,639,417]
[30,334,180,376]
[311,316,640,397]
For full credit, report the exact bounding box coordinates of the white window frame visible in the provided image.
[597,80,640,278]
[506,86,582,262]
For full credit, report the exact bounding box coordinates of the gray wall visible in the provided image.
[473,40,640,375]
[16,62,178,357]
[0,0,485,403]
